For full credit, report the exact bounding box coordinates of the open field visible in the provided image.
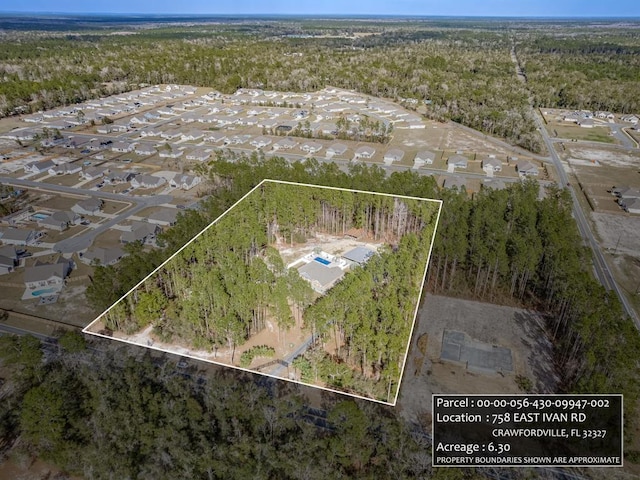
[546,123,617,144]
[398,294,559,427]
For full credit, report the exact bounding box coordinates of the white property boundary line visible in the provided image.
[83,179,443,406]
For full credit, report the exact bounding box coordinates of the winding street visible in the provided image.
[0,176,173,253]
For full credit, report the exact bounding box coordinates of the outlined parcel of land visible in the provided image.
[84,180,441,404]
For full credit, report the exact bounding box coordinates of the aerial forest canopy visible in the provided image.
[100,181,439,402]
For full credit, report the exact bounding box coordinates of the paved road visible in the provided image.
[0,176,172,253]
[0,322,55,341]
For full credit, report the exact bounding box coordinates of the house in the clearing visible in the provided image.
[131,175,166,189]
[170,174,202,191]
[516,160,539,177]
[297,261,345,294]
[72,198,103,216]
[326,143,348,157]
[301,141,323,154]
[342,246,375,266]
[37,211,81,231]
[447,155,468,169]
[120,221,160,245]
[482,157,503,174]
[384,148,404,164]
[80,246,126,266]
[0,245,18,275]
[0,228,39,246]
[147,208,179,226]
[354,146,375,159]
[24,258,71,292]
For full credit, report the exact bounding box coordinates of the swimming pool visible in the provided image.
[314,257,331,266]
[31,213,50,220]
[31,287,58,297]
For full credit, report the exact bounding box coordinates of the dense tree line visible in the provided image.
[100,181,438,400]
[516,34,640,113]
[0,334,439,479]
[0,20,542,150]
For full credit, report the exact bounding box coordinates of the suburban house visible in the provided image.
[482,157,503,173]
[134,143,157,156]
[516,160,539,177]
[185,149,211,162]
[326,143,348,157]
[273,138,298,150]
[298,261,345,294]
[170,174,202,190]
[0,228,40,246]
[0,245,17,275]
[48,163,82,176]
[24,258,71,292]
[120,221,160,245]
[130,175,166,189]
[482,178,507,191]
[181,130,204,141]
[354,146,375,159]
[384,149,404,164]
[414,150,436,166]
[37,211,81,231]
[160,129,182,140]
[250,136,272,149]
[72,198,103,216]
[112,141,135,153]
[106,171,136,184]
[147,208,179,226]
[80,167,109,181]
[24,160,56,174]
[447,155,468,169]
[204,132,227,144]
[622,115,639,124]
[301,141,323,154]
[578,118,594,128]
[80,246,126,266]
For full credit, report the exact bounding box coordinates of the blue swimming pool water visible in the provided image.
[31,287,58,297]
[31,213,49,220]
[314,257,330,266]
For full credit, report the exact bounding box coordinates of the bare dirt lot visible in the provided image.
[397,294,559,427]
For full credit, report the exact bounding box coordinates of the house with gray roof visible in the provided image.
[443,176,467,191]
[0,245,17,275]
[384,148,404,164]
[516,160,539,177]
[170,173,202,191]
[482,157,502,173]
[354,146,375,159]
[48,163,82,176]
[24,258,71,291]
[80,167,109,180]
[80,247,126,266]
[273,138,298,150]
[147,208,179,226]
[37,211,81,231]
[120,221,160,245]
[24,160,56,174]
[1,228,39,246]
[134,143,157,155]
[447,155,468,169]
[131,175,166,189]
[186,149,211,162]
[342,246,375,266]
[250,136,272,149]
[298,261,345,294]
[72,198,103,216]
[327,143,348,157]
[106,171,136,184]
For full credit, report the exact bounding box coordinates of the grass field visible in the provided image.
[547,123,617,144]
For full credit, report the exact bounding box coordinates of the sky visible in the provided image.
[1,0,639,17]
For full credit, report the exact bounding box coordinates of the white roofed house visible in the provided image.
[72,198,103,216]
[482,157,503,174]
[414,150,435,168]
[516,160,539,177]
[130,175,166,189]
[185,149,211,162]
[24,258,71,294]
[37,211,82,231]
[354,145,375,159]
[383,148,404,165]
[326,143,347,157]
[170,173,202,190]
[80,167,109,181]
